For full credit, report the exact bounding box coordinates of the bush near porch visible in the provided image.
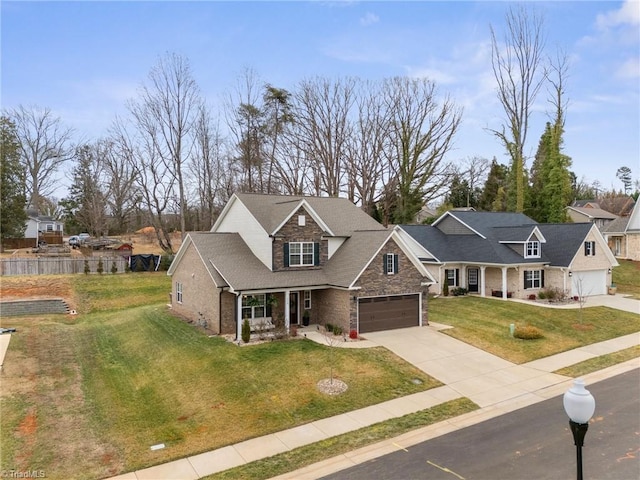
[429,296,640,364]
[0,274,439,479]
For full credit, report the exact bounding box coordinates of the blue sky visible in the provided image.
[2,0,639,196]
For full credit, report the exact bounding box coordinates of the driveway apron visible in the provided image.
[363,326,569,408]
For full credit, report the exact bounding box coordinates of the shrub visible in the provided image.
[325,322,334,333]
[333,325,343,336]
[241,318,251,343]
[349,329,358,340]
[111,261,118,274]
[84,259,90,275]
[97,258,104,275]
[513,325,544,340]
[452,287,468,296]
[442,282,449,296]
[537,290,546,299]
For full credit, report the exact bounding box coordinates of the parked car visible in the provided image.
[68,235,80,247]
[78,233,91,242]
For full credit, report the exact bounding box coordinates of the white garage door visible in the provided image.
[571,270,606,296]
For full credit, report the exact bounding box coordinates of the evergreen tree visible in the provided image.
[0,117,28,248]
[529,121,572,222]
[478,159,509,211]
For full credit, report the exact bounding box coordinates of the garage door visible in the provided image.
[571,270,607,296]
[358,294,420,333]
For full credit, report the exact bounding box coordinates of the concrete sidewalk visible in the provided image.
[105,326,640,480]
[0,333,11,369]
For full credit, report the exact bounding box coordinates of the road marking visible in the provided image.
[427,460,466,480]
[392,442,408,452]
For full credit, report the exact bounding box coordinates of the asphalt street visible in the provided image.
[321,368,640,480]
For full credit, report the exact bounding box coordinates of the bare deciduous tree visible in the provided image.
[294,77,356,197]
[127,52,202,242]
[489,6,546,212]
[8,105,74,212]
[383,77,462,223]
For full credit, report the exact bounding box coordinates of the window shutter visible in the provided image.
[524,271,528,289]
[455,269,460,285]
[284,243,289,267]
[584,242,588,256]
[541,270,545,288]
[592,243,596,256]
[383,254,388,274]
[393,254,399,274]
[314,242,320,266]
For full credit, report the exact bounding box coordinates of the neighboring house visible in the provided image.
[24,211,64,244]
[604,201,640,261]
[399,210,618,300]
[168,193,435,338]
[415,205,438,224]
[566,206,618,230]
[597,196,635,217]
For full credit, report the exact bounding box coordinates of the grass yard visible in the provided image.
[553,345,640,378]
[0,274,439,480]
[613,259,640,299]
[429,296,640,364]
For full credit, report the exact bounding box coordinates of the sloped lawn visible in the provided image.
[613,259,640,299]
[0,274,439,479]
[429,296,640,364]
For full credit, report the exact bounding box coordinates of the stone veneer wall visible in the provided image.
[314,289,350,331]
[272,207,328,271]
[352,238,429,329]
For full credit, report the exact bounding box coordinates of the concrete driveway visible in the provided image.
[363,326,569,408]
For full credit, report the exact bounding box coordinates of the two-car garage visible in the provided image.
[358,294,421,333]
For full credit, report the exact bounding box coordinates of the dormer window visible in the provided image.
[584,241,596,256]
[384,253,398,275]
[525,241,540,258]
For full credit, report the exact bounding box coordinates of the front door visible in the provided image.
[289,292,299,324]
[468,268,479,293]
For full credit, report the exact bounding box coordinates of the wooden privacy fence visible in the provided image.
[0,256,128,276]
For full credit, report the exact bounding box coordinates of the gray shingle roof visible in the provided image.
[403,213,593,267]
[187,228,397,291]
[604,216,630,234]
[235,193,385,236]
[567,206,618,220]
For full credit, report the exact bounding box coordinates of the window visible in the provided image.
[445,269,459,287]
[525,241,540,258]
[298,215,306,226]
[383,253,399,275]
[304,290,311,309]
[289,242,314,266]
[176,282,183,303]
[524,270,544,289]
[584,241,596,256]
[242,294,266,319]
[46,224,53,232]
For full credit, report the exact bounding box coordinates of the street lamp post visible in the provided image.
[563,378,596,480]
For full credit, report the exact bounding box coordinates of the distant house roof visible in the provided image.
[566,206,618,221]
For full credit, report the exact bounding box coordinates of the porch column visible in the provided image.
[501,267,508,299]
[480,266,486,297]
[284,290,290,333]
[461,265,467,289]
[236,294,243,340]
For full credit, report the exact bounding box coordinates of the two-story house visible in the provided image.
[399,211,618,299]
[167,193,435,339]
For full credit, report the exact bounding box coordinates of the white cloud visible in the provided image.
[404,66,456,85]
[360,12,379,27]
[596,0,640,29]
[617,56,640,78]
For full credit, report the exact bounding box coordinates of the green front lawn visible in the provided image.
[0,274,440,479]
[613,259,640,299]
[429,296,640,364]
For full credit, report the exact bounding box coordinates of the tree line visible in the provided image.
[1,6,637,252]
